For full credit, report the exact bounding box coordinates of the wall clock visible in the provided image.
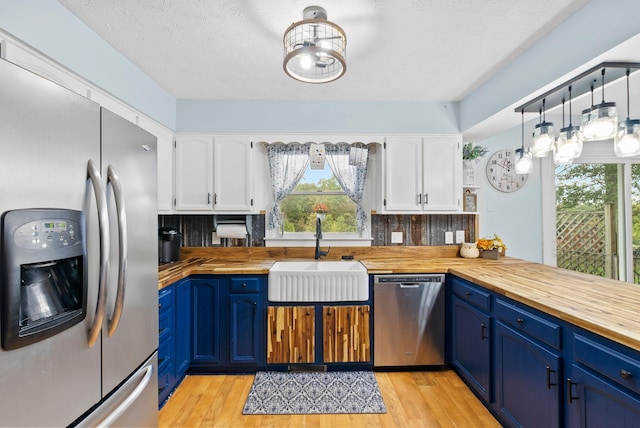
[485,149,528,193]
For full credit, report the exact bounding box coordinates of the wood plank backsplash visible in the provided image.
[159,213,476,247]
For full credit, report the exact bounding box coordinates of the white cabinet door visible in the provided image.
[383,135,461,213]
[422,135,461,211]
[384,136,423,212]
[174,135,214,211]
[213,136,253,211]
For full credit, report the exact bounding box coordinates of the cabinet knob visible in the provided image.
[306,311,311,316]
[242,283,247,287]
[516,318,524,324]
[464,291,472,297]
[620,369,633,380]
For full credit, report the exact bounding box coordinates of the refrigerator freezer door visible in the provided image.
[100,108,159,396]
[0,59,103,426]
[75,352,158,427]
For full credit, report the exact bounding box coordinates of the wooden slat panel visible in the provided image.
[267,306,314,364]
[323,305,370,363]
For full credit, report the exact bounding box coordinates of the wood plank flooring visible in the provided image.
[158,370,501,427]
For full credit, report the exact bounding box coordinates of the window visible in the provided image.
[550,145,640,284]
[280,164,357,233]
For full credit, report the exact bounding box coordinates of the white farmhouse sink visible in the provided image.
[268,260,369,302]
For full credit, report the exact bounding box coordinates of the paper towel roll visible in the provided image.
[216,224,248,239]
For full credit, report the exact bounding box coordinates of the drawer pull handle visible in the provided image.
[516,318,524,324]
[546,366,557,389]
[242,283,247,287]
[158,303,162,308]
[465,291,472,297]
[567,378,579,404]
[620,369,633,380]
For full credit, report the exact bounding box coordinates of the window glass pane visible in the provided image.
[632,164,640,284]
[555,163,619,279]
[280,165,357,233]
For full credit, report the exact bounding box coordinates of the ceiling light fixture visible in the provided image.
[515,111,533,174]
[583,68,617,141]
[614,69,640,157]
[554,86,583,165]
[530,98,554,157]
[283,6,347,83]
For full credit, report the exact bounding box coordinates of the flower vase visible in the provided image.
[316,212,326,221]
[480,248,500,260]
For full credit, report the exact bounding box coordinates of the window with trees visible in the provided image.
[280,164,357,233]
[555,161,640,283]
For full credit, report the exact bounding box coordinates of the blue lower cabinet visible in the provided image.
[191,277,226,367]
[494,321,561,428]
[451,295,492,402]
[229,293,262,365]
[158,285,176,408]
[567,365,640,427]
[190,275,266,372]
[175,279,191,377]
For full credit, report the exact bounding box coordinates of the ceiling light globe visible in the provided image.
[515,149,533,174]
[531,122,554,157]
[615,119,640,157]
[555,126,583,163]
[584,102,617,141]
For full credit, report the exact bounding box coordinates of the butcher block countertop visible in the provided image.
[158,246,640,352]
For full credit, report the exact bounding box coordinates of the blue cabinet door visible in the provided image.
[191,278,226,365]
[175,279,191,376]
[495,321,562,428]
[229,293,261,365]
[451,295,492,402]
[567,365,640,428]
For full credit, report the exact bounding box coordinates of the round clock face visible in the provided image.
[485,149,528,193]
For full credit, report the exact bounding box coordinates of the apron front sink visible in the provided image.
[268,261,369,302]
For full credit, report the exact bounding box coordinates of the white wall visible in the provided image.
[472,122,543,262]
[0,0,176,129]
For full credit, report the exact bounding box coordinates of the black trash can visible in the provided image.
[158,227,182,263]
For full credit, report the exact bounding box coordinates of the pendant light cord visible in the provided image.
[521,110,525,150]
[601,68,606,103]
[626,69,631,120]
[568,85,573,127]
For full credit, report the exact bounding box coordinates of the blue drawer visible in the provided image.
[574,334,640,396]
[495,299,561,350]
[451,278,491,313]
[230,276,262,293]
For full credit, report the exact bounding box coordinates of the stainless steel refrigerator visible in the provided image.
[0,58,158,426]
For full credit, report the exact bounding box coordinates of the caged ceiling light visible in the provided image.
[283,6,347,84]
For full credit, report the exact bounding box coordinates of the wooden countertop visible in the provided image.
[158,246,640,353]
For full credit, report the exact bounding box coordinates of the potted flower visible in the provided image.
[313,202,328,220]
[462,143,489,186]
[477,234,507,259]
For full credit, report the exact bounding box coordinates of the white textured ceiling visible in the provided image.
[58,0,586,102]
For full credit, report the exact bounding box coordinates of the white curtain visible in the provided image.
[324,143,370,231]
[267,143,310,229]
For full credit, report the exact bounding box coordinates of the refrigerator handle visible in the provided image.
[87,159,110,348]
[106,165,128,337]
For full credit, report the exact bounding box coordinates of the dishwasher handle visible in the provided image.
[399,283,421,288]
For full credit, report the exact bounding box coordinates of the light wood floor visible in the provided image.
[158,370,501,427]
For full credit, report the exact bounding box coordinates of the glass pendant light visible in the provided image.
[515,111,533,174]
[554,86,583,165]
[615,69,640,157]
[584,68,617,141]
[531,99,554,157]
[580,83,596,140]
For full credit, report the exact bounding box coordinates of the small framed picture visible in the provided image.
[463,190,477,212]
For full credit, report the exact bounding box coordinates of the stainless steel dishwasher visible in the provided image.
[373,274,445,367]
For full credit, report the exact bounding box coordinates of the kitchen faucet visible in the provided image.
[315,217,329,260]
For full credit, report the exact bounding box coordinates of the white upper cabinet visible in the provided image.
[213,135,253,211]
[174,135,254,213]
[382,135,461,213]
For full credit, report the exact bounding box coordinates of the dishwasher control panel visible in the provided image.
[374,274,445,284]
